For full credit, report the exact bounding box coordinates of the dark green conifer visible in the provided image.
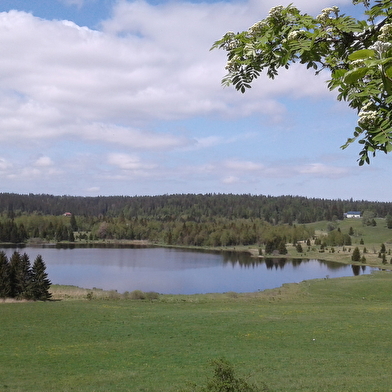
[31,255,52,301]
[0,251,11,298]
[351,247,361,262]
[9,252,32,299]
[70,214,78,231]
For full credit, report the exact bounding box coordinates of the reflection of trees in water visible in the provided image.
[220,253,368,274]
[352,264,367,276]
[221,253,309,269]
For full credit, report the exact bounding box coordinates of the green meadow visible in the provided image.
[2,271,392,392]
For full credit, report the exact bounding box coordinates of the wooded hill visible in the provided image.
[1,193,392,223]
[1,193,391,248]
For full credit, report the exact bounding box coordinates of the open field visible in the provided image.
[2,272,392,392]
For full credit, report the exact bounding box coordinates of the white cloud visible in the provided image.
[107,153,157,173]
[224,159,264,171]
[0,0,376,198]
[0,158,12,171]
[222,176,240,184]
[34,156,54,167]
[296,163,349,178]
[0,1,351,153]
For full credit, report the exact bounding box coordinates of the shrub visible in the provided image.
[180,358,268,392]
[145,291,160,301]
[129,290,146,300]
[86,291,94,300]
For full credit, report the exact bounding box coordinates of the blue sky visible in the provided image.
[0,0,390,200]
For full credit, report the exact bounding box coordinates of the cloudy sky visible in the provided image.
[0,0,390,200]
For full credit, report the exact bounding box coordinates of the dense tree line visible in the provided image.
[0,215,313,248]
[1,193,392,224]
[0,193,391,249]
[0,251,51,300]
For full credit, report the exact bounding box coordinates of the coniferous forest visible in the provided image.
[0,192,391,248]
[0,251,51,300]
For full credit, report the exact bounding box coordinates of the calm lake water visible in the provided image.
[2,246,375,294]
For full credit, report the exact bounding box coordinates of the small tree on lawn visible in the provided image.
[31,255,52,301]
[352,247,361,262]
[202,358,268,392]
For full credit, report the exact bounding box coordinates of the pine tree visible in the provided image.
[351,247,361,262]
[0,251,11,298]
[31,255,52,301]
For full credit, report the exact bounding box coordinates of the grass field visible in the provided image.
[2,271,392,392]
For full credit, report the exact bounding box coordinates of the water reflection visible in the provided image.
[0,246,376,295]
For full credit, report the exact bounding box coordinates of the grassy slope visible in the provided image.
[275,218,392,267]
[2,272,392,392]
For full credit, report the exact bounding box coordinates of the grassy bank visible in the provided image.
[2,272,392,391]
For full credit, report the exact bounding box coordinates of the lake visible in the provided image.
[1,246,375,294]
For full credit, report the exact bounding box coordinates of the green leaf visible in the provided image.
[344,67,369,84]
[385,67,392,80]
[348,49,375,61]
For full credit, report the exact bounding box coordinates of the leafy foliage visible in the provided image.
[212,0,392,164]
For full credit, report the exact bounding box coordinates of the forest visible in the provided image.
[0,192,391,249]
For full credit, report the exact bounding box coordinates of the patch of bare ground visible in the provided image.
[0,298,31,303]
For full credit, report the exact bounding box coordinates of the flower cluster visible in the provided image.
[225,55,240,72]
[221,32,239,50]
[317,6,339,22]
[268,5,284,19]
[358,102,378,127]
[248,20,267,35]
[378,23,392,42]
[287,30,306,41]
[369,41,392,58]
[351,59,366,68]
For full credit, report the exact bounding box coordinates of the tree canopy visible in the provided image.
[212,0,392,165]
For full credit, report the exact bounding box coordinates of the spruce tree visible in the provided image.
[9,251,20,298]
[351,247,361,262]
[0,251,11,298]
[10,252,32,299]
[31,255,52,301]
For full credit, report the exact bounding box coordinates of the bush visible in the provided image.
[146,291,160,301]
[129,290,146,300]
[180,358,269,392]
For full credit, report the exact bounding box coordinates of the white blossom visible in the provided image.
[317,6,339,22]
[369,41,392,57]
[269,5,284,18]
[351,59,366,67]
[287,30,305,40]
[248,21,267,35]
[379,23,392,42]
[358,109,378,127]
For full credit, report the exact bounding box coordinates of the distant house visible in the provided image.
[63,212,72,217]
[344,211,361,218]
